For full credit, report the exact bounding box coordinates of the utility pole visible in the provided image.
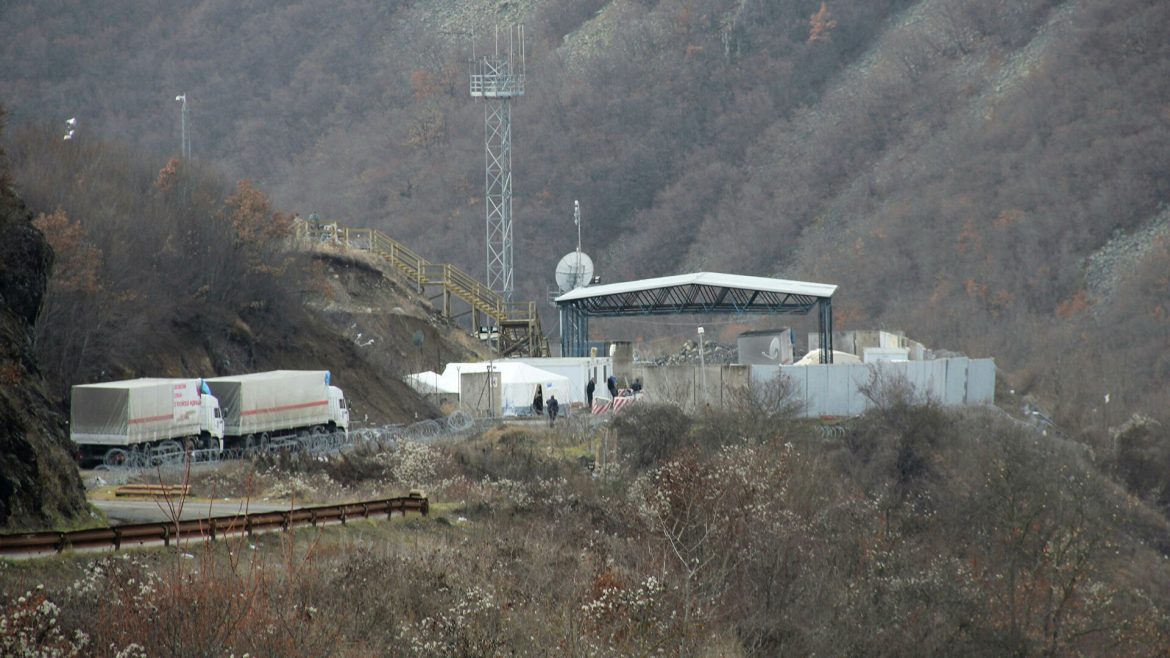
[175,94,191,159]
[698,327,707,408]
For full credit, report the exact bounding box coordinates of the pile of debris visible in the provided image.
[649,340,738,366]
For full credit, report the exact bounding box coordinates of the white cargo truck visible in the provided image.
[70,378,225,466]
[202,370,348,451]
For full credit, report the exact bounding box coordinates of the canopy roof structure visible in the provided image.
[554,271,838,362]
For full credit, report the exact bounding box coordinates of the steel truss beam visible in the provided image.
[557,280,834,362]
[570,284,820,316]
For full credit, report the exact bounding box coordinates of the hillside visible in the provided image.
[0,118,86,529]
[0,104,487,530]
[1,123,491,433]
[1,0,1168,429]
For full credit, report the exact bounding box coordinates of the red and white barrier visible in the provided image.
[592,390,639,415]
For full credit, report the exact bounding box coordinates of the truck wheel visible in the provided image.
[244,434,258,454]
[103,448,128,467]
[259,432,271,452]
[149,440,181,466]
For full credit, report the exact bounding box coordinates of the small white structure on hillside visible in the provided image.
[405,371,458,395]
[441,361,572,417]
[509,356,612,405]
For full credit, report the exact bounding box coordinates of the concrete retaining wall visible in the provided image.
[750,357,995,417]
[624,357,995,417]
[627,364,751,412]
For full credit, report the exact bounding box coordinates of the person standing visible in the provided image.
[547,395,559,426]
[532,384,544,416]
[586,377,596,408]
[607,374,618,398]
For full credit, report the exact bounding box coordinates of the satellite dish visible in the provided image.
[555,251,594,292]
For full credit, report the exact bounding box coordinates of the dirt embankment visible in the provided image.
[267,250,491,426]
[89,247,491,429]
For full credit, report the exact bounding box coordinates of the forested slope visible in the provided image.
[0,111,86,529]
[1,0,1168,428]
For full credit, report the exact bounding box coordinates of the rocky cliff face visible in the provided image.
[0,179,87,530]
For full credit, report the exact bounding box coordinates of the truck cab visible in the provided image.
[328,385,349,434]
[199,392,226,450]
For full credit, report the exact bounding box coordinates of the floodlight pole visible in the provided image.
[487,361,495,418]
[176,94,190,159]
[574,200,583,287]
[697,326,707,407]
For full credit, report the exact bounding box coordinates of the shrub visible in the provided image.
[1113,415,1170,508]
[690,374,800,449]
[611,403,694,470]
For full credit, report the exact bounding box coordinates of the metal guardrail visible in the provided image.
[0,496,428,558]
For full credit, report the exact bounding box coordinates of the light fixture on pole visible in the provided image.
[175,94,190,158]
[697,326,707,407]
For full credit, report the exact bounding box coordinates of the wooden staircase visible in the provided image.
[294,220,549,357]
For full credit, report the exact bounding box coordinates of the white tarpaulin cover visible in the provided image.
[442,362,572,416]
[508,357,611,405]
[793,349,863,366]
[405,370,458,394]
[204,370,331,436]
[70,378,202,446]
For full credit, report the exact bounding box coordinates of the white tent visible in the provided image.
[793,349,863,366]
[509,357,612,405]
[405,370,458,395]
[441,361,573,416]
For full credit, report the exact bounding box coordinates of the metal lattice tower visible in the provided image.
[470,26,525,303]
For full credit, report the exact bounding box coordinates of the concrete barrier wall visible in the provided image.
[751,358,995,417]
[629,364,751,412]
[967,359,996,405]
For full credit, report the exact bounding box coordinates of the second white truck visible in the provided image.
[203,370,349,451]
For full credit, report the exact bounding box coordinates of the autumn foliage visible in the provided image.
[32,209,102,295]
[9,129,305,396]
[808,3,838,43]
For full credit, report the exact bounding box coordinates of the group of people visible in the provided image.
[585,375,616,409]
[537,374,645,425]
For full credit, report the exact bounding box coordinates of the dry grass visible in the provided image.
[6,403,1170,656]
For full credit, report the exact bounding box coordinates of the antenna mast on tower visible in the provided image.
[470,25,525,303]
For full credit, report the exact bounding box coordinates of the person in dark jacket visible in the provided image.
[586,377,596,408]
[532,384,544,416]
[607,375,618,398]
[547,395,559,425]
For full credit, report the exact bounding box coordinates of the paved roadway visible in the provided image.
[91,498,294,526]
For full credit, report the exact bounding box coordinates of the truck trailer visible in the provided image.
[202,370,348,451]
[70,378,224,466]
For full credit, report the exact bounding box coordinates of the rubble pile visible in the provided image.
[649,340,738,366]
